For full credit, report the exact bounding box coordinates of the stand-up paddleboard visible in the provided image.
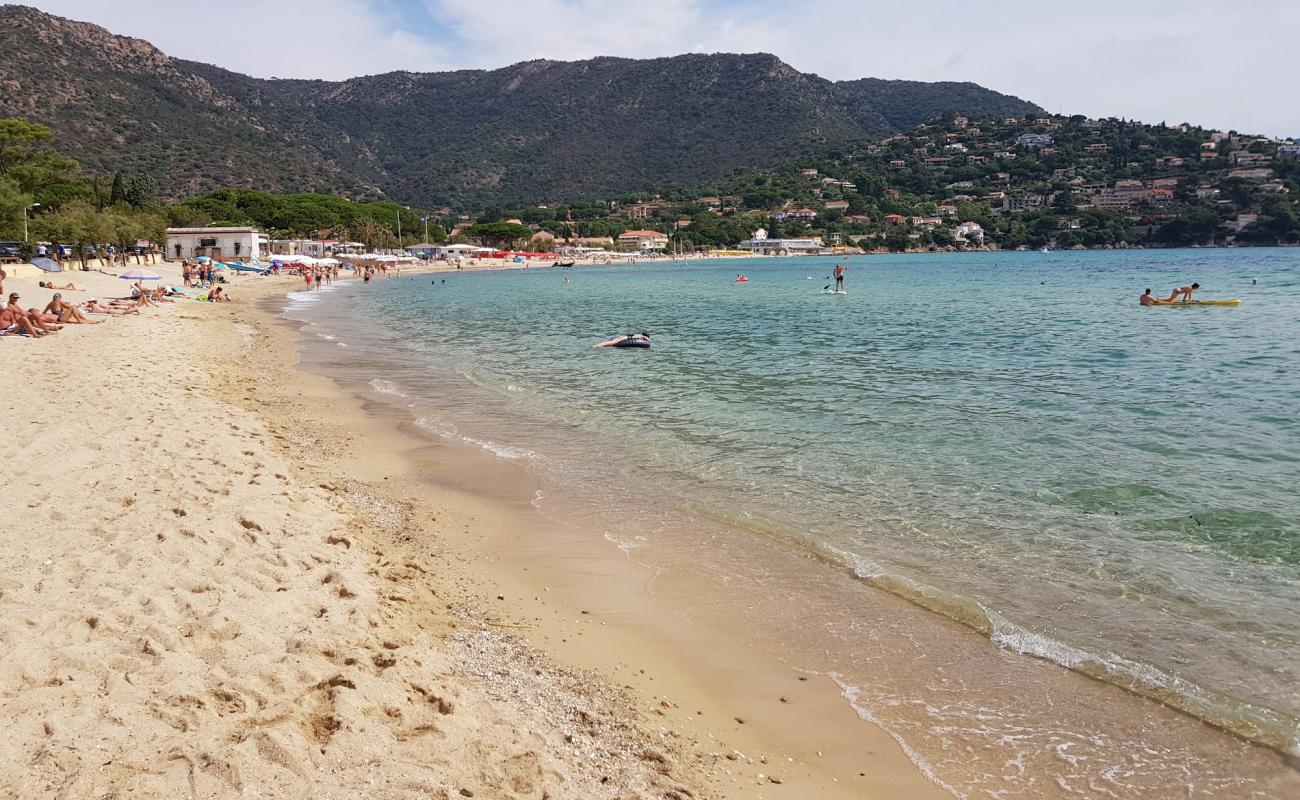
[1151,299,1240,306]
[821,289,848,295]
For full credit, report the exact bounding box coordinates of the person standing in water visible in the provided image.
[833,262,846,292]
[1139,288,1157,306]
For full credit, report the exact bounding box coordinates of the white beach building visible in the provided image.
[166,227,266,261]
[737,228,828,256]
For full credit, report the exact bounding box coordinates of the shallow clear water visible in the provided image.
[284,249,1300,795]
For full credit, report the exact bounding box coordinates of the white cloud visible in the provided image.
[26,0,1300,135]
[31,0,450,79]
[430,0,707,62]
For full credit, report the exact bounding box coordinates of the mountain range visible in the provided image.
[0,5,1044,208]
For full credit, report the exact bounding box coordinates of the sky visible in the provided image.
[28,0,1300,137]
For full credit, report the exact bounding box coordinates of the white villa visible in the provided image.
[955,222,985,244]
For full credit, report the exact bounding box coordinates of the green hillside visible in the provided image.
[0,4,1042,208]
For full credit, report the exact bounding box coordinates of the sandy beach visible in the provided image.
[0,262,941,798]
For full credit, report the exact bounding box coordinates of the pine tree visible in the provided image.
[109,171,127,206]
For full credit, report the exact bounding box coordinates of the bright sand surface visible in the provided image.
[0,263,942,798]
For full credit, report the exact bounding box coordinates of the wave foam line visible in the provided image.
[822,545,1300,756]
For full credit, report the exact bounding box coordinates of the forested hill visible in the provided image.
[0,4,1042,208]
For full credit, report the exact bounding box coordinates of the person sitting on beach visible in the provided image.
[594,332,651,348]
[1139,288,1157,306]
[0,301,43,336]
[83,299,138,315]
[1161,283,1199,303]
[43,293,101,324]
[204,286,230,303]
[6,293,59,334]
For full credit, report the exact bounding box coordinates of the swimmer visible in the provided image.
[1139,288,1157,306]
[594,332,651,348]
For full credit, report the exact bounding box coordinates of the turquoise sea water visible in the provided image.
[284,248,1300,796]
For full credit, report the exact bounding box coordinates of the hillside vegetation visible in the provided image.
[0,5,1041,208]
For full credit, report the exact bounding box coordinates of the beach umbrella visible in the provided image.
[210,261,228,270]
[196,255,211,262]
[31,257,62,273]
[119,269,162,281]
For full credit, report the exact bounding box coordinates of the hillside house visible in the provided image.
[1228,168,1274,181]
[1015,133,1048,148]
[623,203,661,220]
[616,230,669,251]
[1004,194,1046,213]
[774,208,817,221]
[955,222,984,243]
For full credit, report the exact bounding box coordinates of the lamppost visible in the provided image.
[23,202,40,242]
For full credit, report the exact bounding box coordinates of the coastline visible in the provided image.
[248,277,950,798]
[0,265,944,797]
[272,258,1300,798]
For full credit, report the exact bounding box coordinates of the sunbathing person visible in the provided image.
[44,294,101,324]
[39,281,82,291]
[27,306,63,325]
[0,303,43,336]
[83,299,139,315]
[7,293,59,333]
[121,293,159,308]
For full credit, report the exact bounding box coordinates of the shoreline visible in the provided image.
[6,256,1298,797]
[254,277,951,797]
[0,263,944,797]
[274,261,1300,797]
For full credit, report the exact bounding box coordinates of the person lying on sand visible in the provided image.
[83,299,138,315]
[27,306,64,326]
[0,302,43,336]
[39,281,81,291]
[121,293,159,308]
[44,294,101,324]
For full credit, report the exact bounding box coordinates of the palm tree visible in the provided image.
[354,220,382,249]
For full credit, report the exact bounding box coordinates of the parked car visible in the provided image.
[0,241,22,259]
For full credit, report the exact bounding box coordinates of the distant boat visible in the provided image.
[555,260,575,268]
[1039,246,1052,253]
